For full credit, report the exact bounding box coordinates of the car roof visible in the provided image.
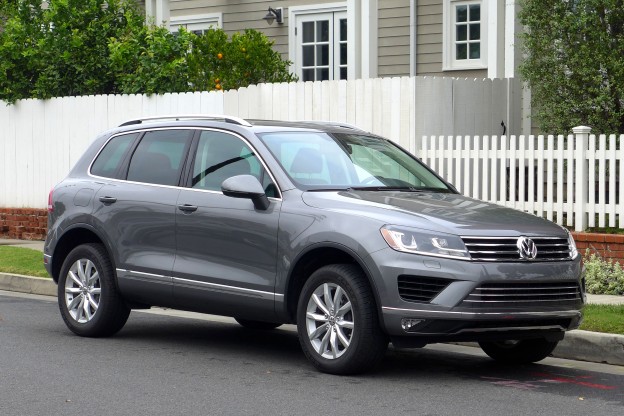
[113,114,368,135]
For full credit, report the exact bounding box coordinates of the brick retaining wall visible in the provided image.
[572,232,624,264]
[0,208,48,240]
[1,208,623,264]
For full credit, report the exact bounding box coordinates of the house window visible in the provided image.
[443,0,487,71]
[290,5,348,82]
[170,13,222,35]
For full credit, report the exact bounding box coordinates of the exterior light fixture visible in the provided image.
[263,7,283,25]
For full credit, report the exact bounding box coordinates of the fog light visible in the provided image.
[401,318,424,331]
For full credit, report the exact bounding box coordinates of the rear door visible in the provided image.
[93,128,194,304]
[172,129,281,319]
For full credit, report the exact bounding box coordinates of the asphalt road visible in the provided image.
[1,291,622,416]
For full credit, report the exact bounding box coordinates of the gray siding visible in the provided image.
[378,0,410,77]
[416,0,486,78]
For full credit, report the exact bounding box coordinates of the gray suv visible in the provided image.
[44,115,584,374]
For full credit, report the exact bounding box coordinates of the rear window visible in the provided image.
[90,133,138,178]
[126,130,193,186]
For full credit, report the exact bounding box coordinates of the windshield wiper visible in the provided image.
[347,186,451,193]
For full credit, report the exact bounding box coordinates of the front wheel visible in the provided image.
[297,264,387,375]
[478,338,559,364]
[58,243,130,337]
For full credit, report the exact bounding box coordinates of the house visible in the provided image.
[144,0,523,82]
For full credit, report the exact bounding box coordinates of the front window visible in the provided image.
[258,132,452,192]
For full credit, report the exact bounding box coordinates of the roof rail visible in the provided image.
[118,114,252,127]
[297,120,365,131]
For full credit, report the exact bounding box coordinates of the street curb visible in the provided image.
[554,330,624,366]
[0,272,622,367]
[0,273,57,297]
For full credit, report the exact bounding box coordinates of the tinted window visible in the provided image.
[90,133,138,178]
[191,130,277,197]
[127,130,192,186]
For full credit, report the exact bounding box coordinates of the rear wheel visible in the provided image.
[478,338,559,364]
[297,264,387,375]
[58,243,130,337]
[235,318,282,330]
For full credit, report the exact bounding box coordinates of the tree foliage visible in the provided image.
[519,0,624,133]
[0,0,296,104]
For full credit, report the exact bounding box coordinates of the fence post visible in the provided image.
[572,126,591,231]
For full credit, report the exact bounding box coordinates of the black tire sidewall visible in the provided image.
[57,244,124,337]
[296,264,385,374]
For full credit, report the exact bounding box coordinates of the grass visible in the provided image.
[0,246,49,278]
[0,247,622,334]
[580,304,624,335]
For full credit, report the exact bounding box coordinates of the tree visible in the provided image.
[0,0,296,103]
[519,0,624,133]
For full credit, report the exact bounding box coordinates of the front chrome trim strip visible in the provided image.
[382,306,581,317]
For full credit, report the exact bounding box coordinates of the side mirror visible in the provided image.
[221,175,270,210]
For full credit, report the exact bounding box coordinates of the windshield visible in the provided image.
[258,132,453,192]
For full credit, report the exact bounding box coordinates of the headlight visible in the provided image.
[566,229,579,259]
[380,225,470,260]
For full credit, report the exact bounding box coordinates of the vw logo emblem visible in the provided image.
[517,237,538,260]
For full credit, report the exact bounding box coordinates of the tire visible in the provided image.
[296,264,387,375]
[478,338,559,364]
[235,318,282,330]
[58,243,130,337]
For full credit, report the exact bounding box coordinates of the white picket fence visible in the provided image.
[0,76,522,209]
[422,126,624,231]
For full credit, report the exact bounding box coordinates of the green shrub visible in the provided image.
[583,250,624,295]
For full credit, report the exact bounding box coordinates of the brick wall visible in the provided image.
[0,208,48,240]
[572,232,624,264]
[1,208,624,264]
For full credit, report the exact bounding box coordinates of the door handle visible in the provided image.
[98,196,117,204]
[177,204,198,213]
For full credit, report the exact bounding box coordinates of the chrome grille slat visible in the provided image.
[461,236,573,262]
[461,282,582,307]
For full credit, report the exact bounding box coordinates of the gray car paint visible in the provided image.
[45,120,584,346]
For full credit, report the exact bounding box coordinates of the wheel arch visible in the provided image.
[51,224,114,283]
[284,243,382,325]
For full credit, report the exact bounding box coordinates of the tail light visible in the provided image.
[48,188,54,212]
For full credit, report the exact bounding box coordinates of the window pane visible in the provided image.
[91,133,138,178]
[302,45,315,67]
[192,131,260,191]
[469,43,480,59]
[303,68,314,81]
[456,44,467,60]
[127,130,191,186]
[340,43,347,65]
[340,67,347,80]
[469,23,480,40]
[317,20,329,42]
[317,44,329,66]
[456,5,467,22]
[456,25,467,41]
[340,19,347,41]
[302,22,314,43]
[469,4,481,21]
[317,68,329,81]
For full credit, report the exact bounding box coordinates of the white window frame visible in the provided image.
[442,0,488,71]
[289,3,350,80]
[169,13,222,34]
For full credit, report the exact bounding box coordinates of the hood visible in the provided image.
[301,190,567,237]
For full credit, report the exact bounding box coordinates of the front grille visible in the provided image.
[398,276,452,303]
[462,281,582,308]
[462,236,573,262]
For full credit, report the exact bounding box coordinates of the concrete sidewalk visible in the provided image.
[0,238,622,366]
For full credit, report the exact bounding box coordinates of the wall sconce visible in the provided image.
[262,7,284,25]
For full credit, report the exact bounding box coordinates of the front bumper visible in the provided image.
[365,248,584,343]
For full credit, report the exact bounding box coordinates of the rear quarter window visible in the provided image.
[90,133,138,178]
